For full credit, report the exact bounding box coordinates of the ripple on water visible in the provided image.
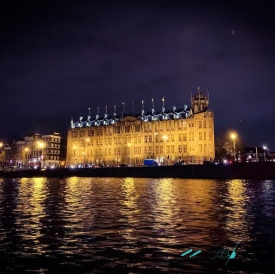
[0,178,274,273]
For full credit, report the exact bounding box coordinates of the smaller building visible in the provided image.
[0,132,67,169]
[242,147,268,162]
[42,132,66,168]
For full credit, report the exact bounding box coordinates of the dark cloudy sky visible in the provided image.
[1,0,274,150]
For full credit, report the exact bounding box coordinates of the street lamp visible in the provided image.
[263,145,268,161]
[37,141,46,168]
[230,133,237,162]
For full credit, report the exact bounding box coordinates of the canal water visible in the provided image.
[0,178,274,273]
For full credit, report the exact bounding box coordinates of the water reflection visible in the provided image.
[225,179,250,244]
[0,177,274,273]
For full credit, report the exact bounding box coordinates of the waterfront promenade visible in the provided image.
[1,162,275,180]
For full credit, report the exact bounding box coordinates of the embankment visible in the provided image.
[1,162,275,180]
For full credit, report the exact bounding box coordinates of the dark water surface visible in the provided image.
[0,178,274,273]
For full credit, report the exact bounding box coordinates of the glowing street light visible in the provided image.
[263,145,268,161]
[36,141,46,168]
[230,133,237,162]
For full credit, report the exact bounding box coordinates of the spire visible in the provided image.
[96,107,99,120]
[122,102,125,116]
[162,97,165,113]
[71,117,74,127]
[113,103,116,117]
[151,98,154,114]
[141,100,144,115]
[132,101,134,114]
[88,107,91,116]
[207,88,210,104]
[198,86,201,111]
[104,105,108,119]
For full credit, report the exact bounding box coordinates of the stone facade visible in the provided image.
[66,88,215,166]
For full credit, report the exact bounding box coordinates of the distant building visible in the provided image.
[66,87,215,166]
[42,132,66,167]
[242,147,268,162]
[1,132,66,168]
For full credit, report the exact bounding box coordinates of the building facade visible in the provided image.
[0,132,66,168]
[66,88,215,166]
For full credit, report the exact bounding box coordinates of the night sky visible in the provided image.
[1,1,274,150]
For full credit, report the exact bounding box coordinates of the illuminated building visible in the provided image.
[1,132,66,168]
[66,87,215,166]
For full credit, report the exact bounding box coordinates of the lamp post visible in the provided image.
[263,145,268,162]
[230,133,237,162]
[255,146,258,162]
[37,141,45,168]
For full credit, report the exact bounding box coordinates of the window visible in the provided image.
[204,121,206,128]
[171,145,174,153]
[182,121,186,129]
[178,134,182,142]
[125,125,130,133]
[204,132,206,140]
[199,121,202,128]
[183,133,186,141]
[178,145,182,153]
[183,145,187,153]
[199,132,202,140]
[135,124,141,132]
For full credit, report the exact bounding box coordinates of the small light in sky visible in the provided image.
[231,30,236,35]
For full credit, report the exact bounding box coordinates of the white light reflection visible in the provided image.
[119,177,140,253]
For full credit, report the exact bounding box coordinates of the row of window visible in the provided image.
[74,131,212,146]
[43,138,60,143]
[72,144,211,157]
[71,120,212,138]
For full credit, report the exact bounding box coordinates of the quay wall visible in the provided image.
[1,162,275,180]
